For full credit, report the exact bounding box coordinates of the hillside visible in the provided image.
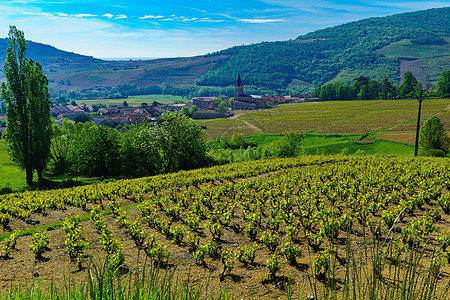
[0,39,226,94]
[196,98,450,140]
[198,7,450,90]
[0,7,448,96]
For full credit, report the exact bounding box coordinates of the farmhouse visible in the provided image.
[50,104,93,119]
[192,97,218,109]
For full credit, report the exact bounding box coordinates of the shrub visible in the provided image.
[30,230,50,259]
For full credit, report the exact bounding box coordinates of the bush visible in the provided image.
[30,230,50,259]
[0,185,13,195]
[419,149,447,157]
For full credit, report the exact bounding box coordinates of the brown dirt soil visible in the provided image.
[1,174,450,299]
[375,132,416,144]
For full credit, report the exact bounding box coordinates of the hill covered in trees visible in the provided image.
[0,7,448,98]
[197,7,449,91]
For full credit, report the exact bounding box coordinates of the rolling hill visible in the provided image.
[0,7,448,97]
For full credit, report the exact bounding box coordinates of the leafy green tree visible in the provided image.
[399,71,421,97]
[190,105,199,115]
[49,120,82,175]
[155,111,207,173]
[121,122,163,177]
[218,101,228,110]
[49,123,71,175]
[122,100,129,107]
[73,112,91,123]
[1,26,52,185]
[75,124,121,177]
[357,85,368,100]
[419,115,449,153]
[436,70,450,98]
[180,106,190,116]
[379,77,397,99]
[271,132,303,157]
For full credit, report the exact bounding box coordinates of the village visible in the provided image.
[31,76,313,129]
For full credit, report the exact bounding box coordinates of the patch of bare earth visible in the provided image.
[375,132,416,144]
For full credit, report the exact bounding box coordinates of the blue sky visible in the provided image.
[0,0,448,59]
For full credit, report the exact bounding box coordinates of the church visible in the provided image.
[231,74,269,110]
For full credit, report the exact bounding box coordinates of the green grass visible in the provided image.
[244,132,283,146]
[1,258,224,299]
[301,134,414,156]
[80,94,186,106]
[0,139,28,191]
[0,140,105,193]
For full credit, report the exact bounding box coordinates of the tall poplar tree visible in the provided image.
[1,26,52,185]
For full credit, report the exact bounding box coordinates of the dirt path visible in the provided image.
[231,113,262,132]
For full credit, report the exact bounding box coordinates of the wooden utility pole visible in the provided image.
[414,90,424,157]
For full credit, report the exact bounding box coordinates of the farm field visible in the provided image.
[80,94,186,106]
[374,132,416,144]
[195,118,258,140]
[200,99,450,137]
[0,155,449,299]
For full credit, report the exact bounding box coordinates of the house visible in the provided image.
[191,109,234,120]
[50,104,93,119]
[192,97,218,109]
[92,115,119,127]
[169,103,186,113]
[124,108,150,124]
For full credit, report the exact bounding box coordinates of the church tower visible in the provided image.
[235,74,244,98]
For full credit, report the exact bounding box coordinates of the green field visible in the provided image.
[80,94,186,106]
[0,140,29,191]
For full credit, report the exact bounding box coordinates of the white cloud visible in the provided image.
[102,13,114,18]
[182,17,199,21]
[238,18,286,23]
[115,14,127,19]
[74,14,97,18]
[56,12,68,17]
[23,12,50,16]
[139,15,164,19]
[199,17,225,23]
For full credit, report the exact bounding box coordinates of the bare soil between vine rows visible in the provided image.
[1,173,450,299]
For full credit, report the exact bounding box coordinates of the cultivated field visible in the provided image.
[0,156,449,299]
[80,94,186,106]
[199,99,450,138]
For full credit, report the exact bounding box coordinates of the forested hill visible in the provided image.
[0,38,102,65]
[196,7,450,91]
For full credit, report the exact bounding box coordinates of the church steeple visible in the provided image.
[235,74,244,98]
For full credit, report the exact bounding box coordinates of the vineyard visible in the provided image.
[197,99,450,137]
[0,155,449,299]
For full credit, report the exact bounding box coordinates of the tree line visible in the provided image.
[49,111,209,179]
[311,71,450,101]
[51,82,283,103]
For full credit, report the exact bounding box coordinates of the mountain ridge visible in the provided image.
[0,7,448,97]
